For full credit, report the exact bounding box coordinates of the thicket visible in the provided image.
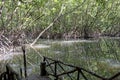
[0,0,120,39]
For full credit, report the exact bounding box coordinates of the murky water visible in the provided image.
[1,37,120,79]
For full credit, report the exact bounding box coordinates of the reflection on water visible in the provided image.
[1,37,120,78]
[101,59,120,68]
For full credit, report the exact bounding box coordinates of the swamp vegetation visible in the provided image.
[0,0,120,39]
[0,0,120,79]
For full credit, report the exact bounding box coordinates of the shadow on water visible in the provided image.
[0,37,120,78]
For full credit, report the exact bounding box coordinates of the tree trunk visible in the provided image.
[83,26,89,39]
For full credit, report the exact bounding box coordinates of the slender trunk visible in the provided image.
[0,0,5,17]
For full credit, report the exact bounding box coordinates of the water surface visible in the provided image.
[1,37,120,78]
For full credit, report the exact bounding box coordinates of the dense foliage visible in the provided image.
[0,0,120,39]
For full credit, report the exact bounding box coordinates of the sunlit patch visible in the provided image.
[31,44,50,49]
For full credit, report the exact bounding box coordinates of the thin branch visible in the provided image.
[6,2,20,28]
[18,6,34,30]
[30,4,65,46]
[61,0,86,17]
[0,0,5,18]
[19,14,44,30]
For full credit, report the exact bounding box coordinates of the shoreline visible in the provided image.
[0,44,50,61]
[0,37,120,61]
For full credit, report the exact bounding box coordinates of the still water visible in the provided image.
[1,37,120,78]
